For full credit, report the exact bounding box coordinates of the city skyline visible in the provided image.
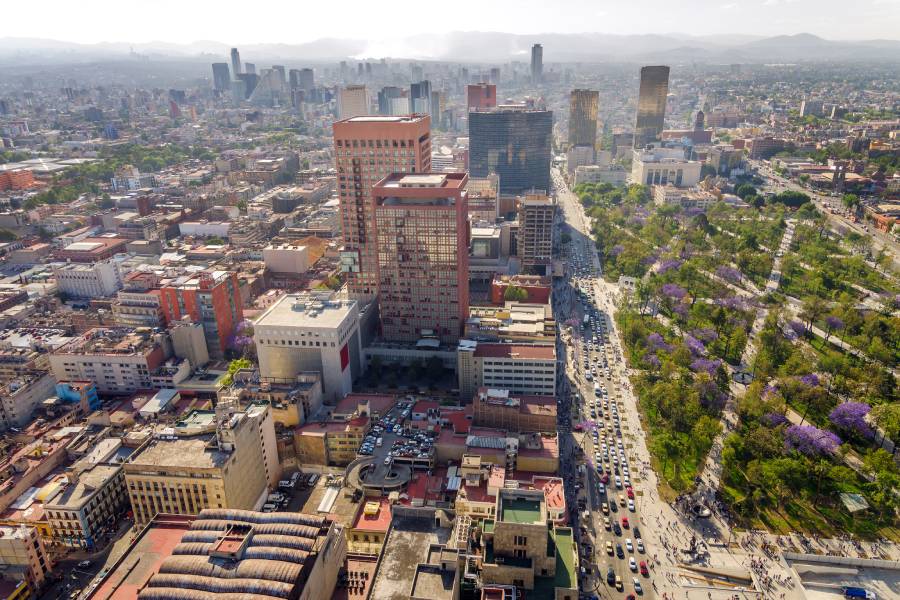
[2,0,900,46]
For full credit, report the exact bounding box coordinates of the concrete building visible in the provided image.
[0,372,57,431]
[294,416,369,466]
[573,164,627,186]
[517,194,555,275]
[159,271,243,360]
[478,488,576,598]
[49,328,167,395]
[631,147,701,188]
[169,318,210,369]
[333,115,432,303]
[568,89,599,149]
[473,388,556,433]
[490,274,552,305]
[469,106,552,195]
[0,525,51,599]
[219,372,323,428]
[338,85,369,120]
[52,259,123,299]
[44,463,127,550]
[211,63,230,92]
[111,290,165,328]
[653,185,719,209]
[372,173,470,344]
[263,244,309,274]
[87,510,345,600]
[467,83,497,110]
[457,342,556,399]
[124,405,270,525]
[465,302,555,344]
[633,65,670,148]
[255,292,362,403]
[530,44,543,83]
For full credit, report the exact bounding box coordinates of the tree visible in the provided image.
[801,296,827,330]
[98,194,115,209]
[735,183,758,200]
[504,285,529,302]
[205,236,226,245]
[841,193,860,215]
[871,403,900,442]
[221,358,252,386]
[425,355,444,382]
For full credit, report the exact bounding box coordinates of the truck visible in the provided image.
[583,314,590,326]
[843,587,876,599]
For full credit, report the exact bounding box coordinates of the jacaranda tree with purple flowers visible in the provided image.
[828,402,874,439]
[784,425,841,457]
[716,265,743,284]
[823,315,844,342]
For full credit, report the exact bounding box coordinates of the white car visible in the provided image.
[625,538,633,552]
[629,557,637,571]
[615,476,622,488]
[628,499,636,512]
[637,539,645,553]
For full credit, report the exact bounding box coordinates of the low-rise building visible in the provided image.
[44,463,127,550]
[573,164,627,186]
[0,372,56,431]
[465,303,556,345]
[0,525,52,599]
[473,388,556,433]
[293,416,369,466]
[52,259,123,299]
[457,342,556,399]
[631,147,702,188]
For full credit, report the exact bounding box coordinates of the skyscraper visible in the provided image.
[333,115,432,302]
[372,172,469,344]
[212,63,231,93]
[467,83,497,110]
[568,89,599,149]
[633,65,670,148]
[530,44,543,83]
[244,62,256,75]
[469,106,552,194]
[517,193,556,276]
[377,86,405,115]
[298,68,315,91]
[409,80,432,115]
[230,48,241,77]
[271,65,286,86]
[338,85,368,119]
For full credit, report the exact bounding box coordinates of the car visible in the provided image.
[633,577,643,595]
[628,499,636,512]
[606,541,614,555]
[639,561,649,577]
[626,486,635,499]
[625,538,633,552]
[615,575,623,591]
[629,557,637,571]
[613,522,622,536]
[78,561,92,569]
[637,539,645,553]
[621,517,629,528]
[599,473,610,484]
[607,567,616,585]
[598,483,606,494]
[616,543,624,558]
[603,517,611,530]
[614,475,622,488]
[602,503,609,515]
[633,526,641,539]
[609,500,618,513]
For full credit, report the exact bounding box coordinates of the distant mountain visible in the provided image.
[0,32,897,65]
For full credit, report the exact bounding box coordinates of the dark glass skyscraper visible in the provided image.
[568,89,599,148]
[633,65,670,148]
[469,107,552,194]
[211,63,231,92]
[531,44,543,83]
[230,48,241,77]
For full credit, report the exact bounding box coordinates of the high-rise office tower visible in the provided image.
[530,44,543,83]
[288,69,301,89]
[230,48,241,77]
[298,68,315,91]
[517,193,556,276]
[271,65,286,86]
[568,89,599,149]
[372,172,469,344]
[338,85,368,119]
[377,86,405,115]
[333,115,432,302]
[467,83,497,110]
[212,63,231,92]
[469,106,552,194]
[490,67,501,84]
[694,109,705,130]
[409,80,432,115]
[244,62,256,75]
[633,65,670,148]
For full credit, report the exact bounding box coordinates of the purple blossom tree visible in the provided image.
[657,259,683,274]
[787,320,807,340]
[672,303,689,318]
[644,354,661,370]
[690,358,722,376]
[824,315,844,341]
[762,412,789,427]
[692,328,719,343]
[684,334,707,356]
[828,402,874,439]
[696,379,727,411]
[646,332,672,352]
[610,245,625,257]
[716,265,743,284]
[784,425,842,457]
[661,283,687,300]
[799,373,820,387]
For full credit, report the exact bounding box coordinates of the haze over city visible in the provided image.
[0,4,898,600]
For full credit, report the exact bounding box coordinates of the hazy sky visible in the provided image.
[3,0,899,43]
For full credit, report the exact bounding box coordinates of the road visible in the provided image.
[553,168,657,600]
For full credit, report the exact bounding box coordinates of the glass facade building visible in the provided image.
[469,108,552,195]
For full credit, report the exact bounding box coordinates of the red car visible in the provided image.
[626,486,634,499]
[639,561,649,577]
[621,516,630,528]
[600,474,610,484]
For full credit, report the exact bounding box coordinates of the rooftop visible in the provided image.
[45,464,121,511]
[255,292,357,330]
[126,435,230,470]
[369,515,452,600]
[352,498,392,532]
[499,497,542,524]
[472,343,555,360]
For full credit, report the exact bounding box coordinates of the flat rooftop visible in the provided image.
[500,497,542,524]
[255,293,356,329]
[369,516,452,600]
[45,464,121,510]
[127,435,230,470]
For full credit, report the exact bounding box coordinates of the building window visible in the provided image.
[514,535,527,546]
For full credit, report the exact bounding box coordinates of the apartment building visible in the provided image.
[458,342,556,399]
[293,416,369,466]
[52,259,123,299]
[44,463,127,550]
[0,372,56,431]
[517,194,555,276]
[48,328,166,395]
[124,405,269,525]
[473,388,556,433]
[0,525,52,599]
